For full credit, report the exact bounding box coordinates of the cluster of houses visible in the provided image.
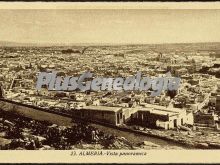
[71,104,194,130]
[0,46,220,130]
[0,95,194,130]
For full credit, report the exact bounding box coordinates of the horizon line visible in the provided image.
[1,40,220,46]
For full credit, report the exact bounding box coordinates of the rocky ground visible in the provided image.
[2,109,219,150]
[0,109,165,150]
[0,110,132,150]
[128,125,220,149]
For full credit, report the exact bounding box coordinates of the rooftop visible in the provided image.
[141,104,184,114]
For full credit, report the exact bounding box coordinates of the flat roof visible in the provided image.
[82,105,122,112]
[151,109,178,116]
[140,104,183,114]
[140,107,179,117]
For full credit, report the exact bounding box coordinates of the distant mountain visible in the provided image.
[0,41,76,47]
[0,41,105,47]
[0,41,43,47]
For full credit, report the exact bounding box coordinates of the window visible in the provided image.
[120,113,122,119]
[117,113,120,124]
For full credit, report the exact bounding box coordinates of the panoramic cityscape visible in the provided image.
[0,42,219,150]
[0,9,220,150]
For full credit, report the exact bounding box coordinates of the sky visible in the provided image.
[0,9,220,44]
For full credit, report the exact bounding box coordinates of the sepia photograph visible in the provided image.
[0,2,220,163]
